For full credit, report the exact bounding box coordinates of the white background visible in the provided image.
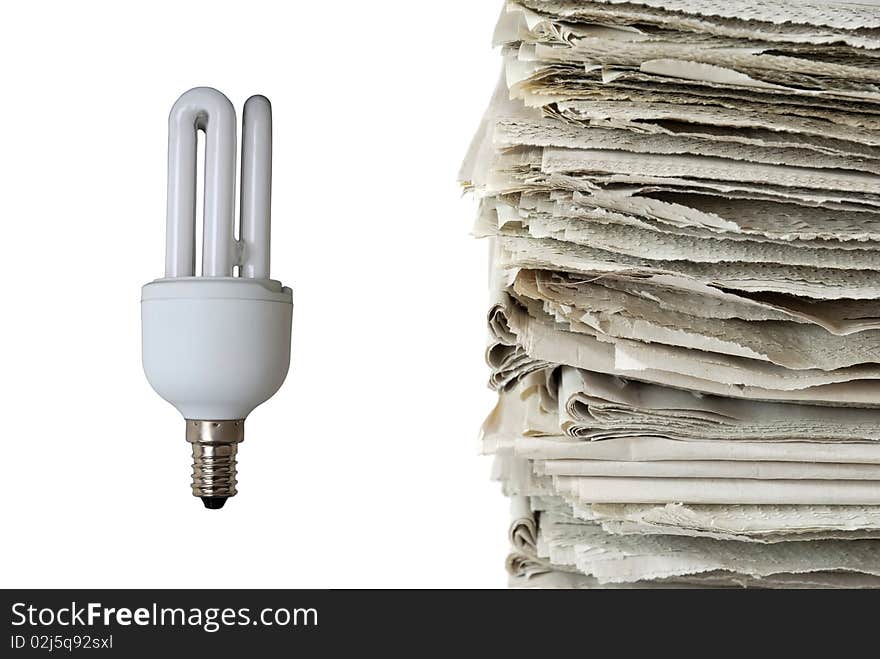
[0,1,509,587]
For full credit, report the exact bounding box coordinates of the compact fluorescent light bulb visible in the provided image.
[141,87,292,509]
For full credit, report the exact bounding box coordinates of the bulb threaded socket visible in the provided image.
[186,419,244,504]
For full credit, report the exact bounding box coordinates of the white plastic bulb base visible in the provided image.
[141,277,292,507]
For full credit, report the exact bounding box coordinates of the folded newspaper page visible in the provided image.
[464,0,880,588]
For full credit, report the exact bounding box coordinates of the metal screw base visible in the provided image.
[186,419,244,507]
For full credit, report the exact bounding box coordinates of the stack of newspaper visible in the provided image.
[461,0,880,587]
